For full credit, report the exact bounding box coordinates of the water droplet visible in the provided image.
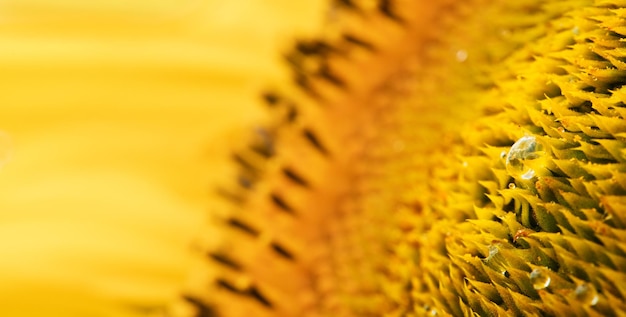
[0,131,12,169]
[500,151,507,159]
[425,307,438,316]
[502,270,510,278]
[485,244,499,261]
[572,26,580,35]
[508,183,516,189]
[574,283,598,306]
[423,305,438,316]
[505,136,548,180]
[455,49,468,62]
[529,268,551,290]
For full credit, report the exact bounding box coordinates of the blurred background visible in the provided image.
[0,0,324,316]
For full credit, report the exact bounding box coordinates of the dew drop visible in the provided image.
[455,49,468,62]
[505,136,548,180]
[500,151,507,159]
[427,307,438,316]
[574,283,599,306]
[423,305,439,316]
[485,244,499,262]
[529,268,551,290]
[508,183,516,189]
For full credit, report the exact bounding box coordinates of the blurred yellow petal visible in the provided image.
[0,0,325,316]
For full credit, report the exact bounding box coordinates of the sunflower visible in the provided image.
[181,0,626,316]
[3,0,626,316]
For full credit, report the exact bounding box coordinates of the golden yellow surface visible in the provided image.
[0,1,325,316]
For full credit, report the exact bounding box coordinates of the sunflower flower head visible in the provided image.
[177,0,626,316]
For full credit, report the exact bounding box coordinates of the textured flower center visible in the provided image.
[181,1,626,316]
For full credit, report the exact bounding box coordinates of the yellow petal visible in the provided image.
[0,1,326,316]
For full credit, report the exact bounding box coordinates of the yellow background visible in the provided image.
[0,1,324,316]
